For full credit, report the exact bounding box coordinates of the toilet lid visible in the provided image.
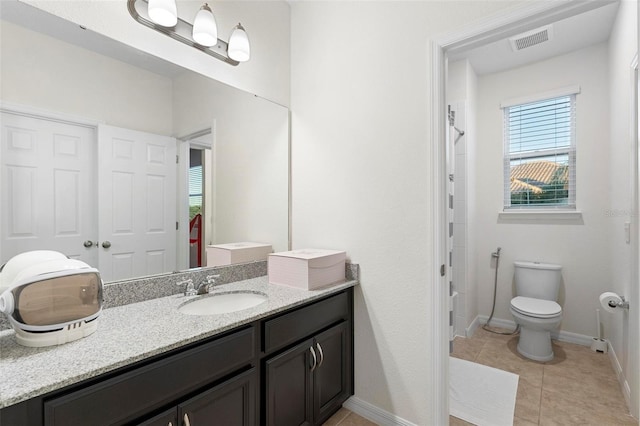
[511,296,562,318]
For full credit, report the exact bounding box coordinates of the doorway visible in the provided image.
[0,107,178,282]
[431,0,639,422]
[189,148,204,268]
[179,129,213,269]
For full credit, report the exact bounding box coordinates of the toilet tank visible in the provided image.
[514,261,562,301]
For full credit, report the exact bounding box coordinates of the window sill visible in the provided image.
[498,210,583,223]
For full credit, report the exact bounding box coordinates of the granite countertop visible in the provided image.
[0,276,357,409]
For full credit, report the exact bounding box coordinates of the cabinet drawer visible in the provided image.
[44,327,255,426]
[263,292,349,354]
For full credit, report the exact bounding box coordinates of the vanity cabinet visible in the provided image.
[0,288,353,426]
[265,322,350,426]
[262,291,353,426]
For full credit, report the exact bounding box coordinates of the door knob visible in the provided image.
[83,240,94,248]
[102,241,112,249]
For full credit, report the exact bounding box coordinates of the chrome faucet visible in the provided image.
[177,279,197,296]
[199,274,221,295]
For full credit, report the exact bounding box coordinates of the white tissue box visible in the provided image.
[206,242,273,266]
[268,249,346,290]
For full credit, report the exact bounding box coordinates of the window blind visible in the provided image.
[189,165,203,206]
[503,94,576,209]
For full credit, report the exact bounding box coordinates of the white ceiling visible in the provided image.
[448,1,620,75]
[1,0,622,79]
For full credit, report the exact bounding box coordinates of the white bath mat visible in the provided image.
[450,357,519,426]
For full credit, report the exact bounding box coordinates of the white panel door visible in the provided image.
[98,124,176,281]
[0,112,97,267]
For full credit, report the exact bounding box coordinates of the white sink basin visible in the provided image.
[178,291,268,315]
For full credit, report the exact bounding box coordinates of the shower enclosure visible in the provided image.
[447,101,472,339]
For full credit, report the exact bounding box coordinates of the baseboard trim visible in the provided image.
[550,329,594,347]
[343,396,417,426]
[477,315,517,333]
[608,342,632,411]
[475,315,594,346]
[465,315,481,337]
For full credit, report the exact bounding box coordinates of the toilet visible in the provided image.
[510,261,563,362]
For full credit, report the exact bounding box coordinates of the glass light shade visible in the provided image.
[228,23,250,62]
[192,4,218,47]
[148,0,177,27]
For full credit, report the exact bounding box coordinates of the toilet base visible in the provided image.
[517,327,554,362]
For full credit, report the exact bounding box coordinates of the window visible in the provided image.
[503,93,576,209]
[189,161,203,219]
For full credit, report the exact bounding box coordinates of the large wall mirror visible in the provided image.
[0,1,290,283]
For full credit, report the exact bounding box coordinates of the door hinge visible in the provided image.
[440,264,445,277]
[176,155,179,164]
[176,221,179,230]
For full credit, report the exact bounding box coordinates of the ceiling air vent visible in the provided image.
[509,25,554,51]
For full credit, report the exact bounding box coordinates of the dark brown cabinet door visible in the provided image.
[264,321,352,426]
[178,368,256,426]
[265,338,314,426]
[313,322,350,424]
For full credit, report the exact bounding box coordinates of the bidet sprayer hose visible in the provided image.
[483,247,519,335]
[491,247,501,269]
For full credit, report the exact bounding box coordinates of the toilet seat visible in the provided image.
[510,296,561,318]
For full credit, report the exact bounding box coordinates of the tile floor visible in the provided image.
[324,327,639,425]
[451,327,637,425]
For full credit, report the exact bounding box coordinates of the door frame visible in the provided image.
[176,127,214,270]
[427,1,622,423]
[630,53,639,418]
[0,101,101,128]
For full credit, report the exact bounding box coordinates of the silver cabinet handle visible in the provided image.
[309,346,317,372]
[83,240,94,248]
[102,241,111,249]
[183,413,191,426]
[316,342,324,367]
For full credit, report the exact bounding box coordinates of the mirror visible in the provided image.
[0,1,289,282]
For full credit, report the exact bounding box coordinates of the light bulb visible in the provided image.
[228,23,250,62]
[192,3,218,47]
[148,0,177,27]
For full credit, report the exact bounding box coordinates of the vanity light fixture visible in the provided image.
[228,23,250,62]
[147,0,177,27]
[192,3,217,47]
[127,0,250,66]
